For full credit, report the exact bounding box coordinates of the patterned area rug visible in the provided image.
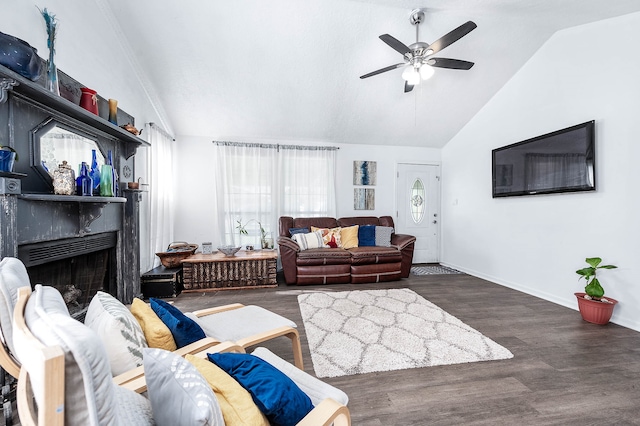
[411,265,464,275]
[298,289,513,378]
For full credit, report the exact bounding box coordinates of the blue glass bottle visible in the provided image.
[76,162,93,196]
[90,149,101,195]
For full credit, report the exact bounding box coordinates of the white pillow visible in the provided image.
[375,226,394,247]
[18,285,120,425]
[84,291,148,376]
[292,230,325,250]
[0,257,31,356]
[144,348,224,426]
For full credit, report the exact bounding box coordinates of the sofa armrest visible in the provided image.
[391,233,416,251]
[278,236,300,284]
[391,233,416,279]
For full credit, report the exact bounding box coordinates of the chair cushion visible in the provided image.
[19,285,119,425]
[209,352,314,426]
[185,305,296,342]
[144,348,224,426]
[186,354,269,426]
[130,298,177,351]
[358,225,376,246]
[150,298,206,348]
[375,226,394,247]
[0,257,30,356]
[84,291,148,376]
[113,385,154,425]
[252,347,349,407]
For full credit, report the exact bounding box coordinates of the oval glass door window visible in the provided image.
[410,178,425,224]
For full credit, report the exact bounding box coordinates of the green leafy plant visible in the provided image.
[236,219,267,246]
[576,257,617,299]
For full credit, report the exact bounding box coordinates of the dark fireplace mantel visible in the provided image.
[0,63,147,304]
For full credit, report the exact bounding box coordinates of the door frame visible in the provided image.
[395,161,442,263]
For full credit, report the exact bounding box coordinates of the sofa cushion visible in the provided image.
[0,257,30,357]
[84,290,148,376]
[311,226,342,248]
[289,227,309,236]
[375,226,394,247]
[292,230,325,250]
[130,298,177,351]
[292,217,338,231]
[340,225,359,249]
[358,225,376,246]
[296,248,352,266]
[349,246,402,265]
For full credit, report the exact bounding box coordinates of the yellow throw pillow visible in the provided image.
[130,298,177,351]
[311,226,342,248]
[340,225,359,249]
[186,354,269,426]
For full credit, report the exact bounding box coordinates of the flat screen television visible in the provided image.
[492,120,595,198]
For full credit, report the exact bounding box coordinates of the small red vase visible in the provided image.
[79,87,99,115]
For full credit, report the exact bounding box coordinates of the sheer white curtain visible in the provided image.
[215,142,337,247]
[146,123,175,268]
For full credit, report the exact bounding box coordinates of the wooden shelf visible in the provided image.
[19,193,126,203]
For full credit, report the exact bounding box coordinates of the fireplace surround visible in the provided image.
[0,63,147,306]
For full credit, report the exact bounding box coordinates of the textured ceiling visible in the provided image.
[103,0,640,147]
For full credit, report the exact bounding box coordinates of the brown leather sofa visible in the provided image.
[278,216,416,285]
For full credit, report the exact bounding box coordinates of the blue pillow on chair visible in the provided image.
[358,225,376,247]
[208,352,313,426]
[150,298,206,348]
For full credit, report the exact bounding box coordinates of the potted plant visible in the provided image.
[236,219,272,249]
[575,257,618,324]
[0,145,18,172]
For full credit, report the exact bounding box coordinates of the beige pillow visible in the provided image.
[186,354,269,426]
[130,298,177,351]
[340,225,359,249]
[311,226,342,248]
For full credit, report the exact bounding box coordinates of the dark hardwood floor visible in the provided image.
[173,273,640,425]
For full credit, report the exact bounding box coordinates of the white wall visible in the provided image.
[2,1,167,271]
[441,12,640,331]
[172,136,440,245]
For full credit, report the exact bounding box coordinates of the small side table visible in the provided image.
[182,250,278,291]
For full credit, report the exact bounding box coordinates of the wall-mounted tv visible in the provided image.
[492,120,595,198]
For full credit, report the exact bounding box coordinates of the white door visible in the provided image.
[396,163,441,263]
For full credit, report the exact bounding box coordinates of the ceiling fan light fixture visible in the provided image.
[419,64,434,80]
[401,66,421,85]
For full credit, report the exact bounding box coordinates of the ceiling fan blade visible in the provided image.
[379,34,412,56]
[428,57,474,70]
[360,63,405,79]
[426,21,477,55]
[404,81,414,93]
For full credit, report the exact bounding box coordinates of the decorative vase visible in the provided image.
[0,150,16,172]
[80,88,99,115]
[46,56,59,96]
[76,162,93,196]
[108,99,118,125]
[575,292,618,325]
[52,161,75,195]
[100,164,113,197]
[89,149,101,194]
[107,150,119,196]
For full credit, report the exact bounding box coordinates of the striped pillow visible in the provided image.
[375,226,394,247]
[292,230,325,250]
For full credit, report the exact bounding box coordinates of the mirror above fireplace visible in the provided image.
[30,119,106,188]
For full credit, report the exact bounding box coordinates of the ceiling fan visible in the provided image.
[360,9,477,93]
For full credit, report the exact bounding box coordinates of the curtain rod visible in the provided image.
[213,141,339,151]
[148,122,175,141]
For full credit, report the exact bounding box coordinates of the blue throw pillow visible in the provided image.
[289,227,309,236]
[150,298,206,348]
[358,225,376,247]
[208,352,314,426]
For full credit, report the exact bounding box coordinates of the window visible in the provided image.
[410,178,425,224]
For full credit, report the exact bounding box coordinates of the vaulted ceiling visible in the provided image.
[103,0,640,147]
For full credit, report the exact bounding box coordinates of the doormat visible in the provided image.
[411,265,463,275]
[298,288,513,378]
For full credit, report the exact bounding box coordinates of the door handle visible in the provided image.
[432,220,437,224]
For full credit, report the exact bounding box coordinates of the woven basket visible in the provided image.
[156,242,198,268]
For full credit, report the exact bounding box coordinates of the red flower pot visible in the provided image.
[80,87,99,115]
[575,292,618,325]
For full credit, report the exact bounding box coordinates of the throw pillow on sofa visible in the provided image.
[340,225,359,249]
[292,230,325,250]
[289,227,309,236]
[358,225,376,247]
[150,298,206,348]
[375,226,394,247]
[311,226,342,248]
